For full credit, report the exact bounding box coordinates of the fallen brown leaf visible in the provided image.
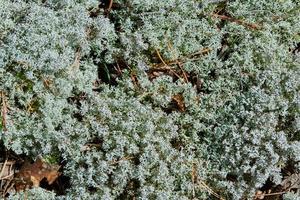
[172,94,186,112]
[13,158,60,191]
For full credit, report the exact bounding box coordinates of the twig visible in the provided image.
[130,72,140,88]
[3,181,14,198]
[152,48,211,69]
[114,62,122,75]
[0,159,8,180]
[0,174,14,180]
[191,163,197,198]
[0,159,14,197]
[207,0,227,3]
[263,191,286,196]
[197,179,225,200]
[177,62,188,83]
[80,143,101,152]
[189,48,211,58]
[108,156,134,165]
[68,50,81,74]
[1,91,8,132]
[211,13,261,30]
[107,0,113,12]
[104,0,113,15]
[254,191,287,199]
[191,161,225,200]
[155,49,168,66]
[167,41,189,83]
[155,49,182,79]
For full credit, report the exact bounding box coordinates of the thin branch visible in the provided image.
[108,156,134,165]
[211,13,261,30]
[263,191,286,196]
[1,91,8,132]
[167,41,189,83]
[3,181,14,198]
[197,179,225,200]
[152,47,211,69]
[155,49,182,79]
[191,163,197,199]
[107,0,113,12]
[0,159,8,180]
[254,191,287,199]
[155,49,168,66]
[114,62,122,75]
[0,173,14,180]
[104,0,113,15]
[177,62,189,83]
[68,50,81,74]
[191,162,225,200]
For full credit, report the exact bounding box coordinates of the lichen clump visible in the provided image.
[0,0,299,199]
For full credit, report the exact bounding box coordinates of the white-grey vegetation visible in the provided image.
[0,0,299,199]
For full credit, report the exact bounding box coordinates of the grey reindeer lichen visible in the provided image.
[1,0,299,199]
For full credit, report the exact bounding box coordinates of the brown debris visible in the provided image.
[147,67,177,81]
[281,173,300,191]
[0,160,15,180]
[13,158,60,191]
[148,48,210,83]
[108,156,134,165]
[68,50,81,74]
[192,162,225,200]
[151,48,211,69]
[166,41,189,83]
[254,190,287,200]
[154,49,182,80]
[210,13,261,30]
[171,94,186,112]
[254,190,266,199]
[42,78,53,89]
[191,163,197,198]
[0,160,15,197]
[1,91,8,132]
[253,173,300,199]
[107,0,113,13]
[130,72,141,89]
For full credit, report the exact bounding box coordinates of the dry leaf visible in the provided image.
[171,94,186,112]
[14,158,60,191]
